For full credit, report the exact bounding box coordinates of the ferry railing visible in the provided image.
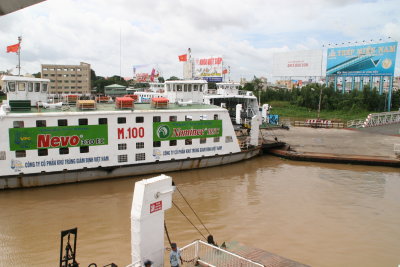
[180,240,264,267]
[125,260,141,267]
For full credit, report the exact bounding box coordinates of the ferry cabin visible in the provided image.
[204,82,259,125]
[0,77,248,184]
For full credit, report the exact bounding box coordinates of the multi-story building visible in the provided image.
[41,62,91,94]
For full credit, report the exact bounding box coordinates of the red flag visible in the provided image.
[222,69,228,74]
[178,54,187,62]
[7,43,20,53]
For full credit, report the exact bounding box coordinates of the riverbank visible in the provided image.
[268,101,371,122]
[264,126,399,158]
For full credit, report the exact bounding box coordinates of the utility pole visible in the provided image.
[317,86,322,118]
[17,36,22,76]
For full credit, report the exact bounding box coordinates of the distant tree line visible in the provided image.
[243,77,400,113]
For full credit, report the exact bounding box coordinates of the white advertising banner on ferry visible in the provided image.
[193,56,223,82]
[273,50,323,77]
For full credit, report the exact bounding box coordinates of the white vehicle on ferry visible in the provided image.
[0,76,261,189]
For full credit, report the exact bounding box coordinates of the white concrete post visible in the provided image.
[131,175,173,267]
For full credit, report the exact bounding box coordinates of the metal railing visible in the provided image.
[294,121,344,128]
[363,111,400,127]
[180,240,264,267]
[347,119,366,128]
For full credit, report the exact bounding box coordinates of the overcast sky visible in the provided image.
[0,0,399,81]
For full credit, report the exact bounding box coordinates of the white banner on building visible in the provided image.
[273,50,323,77]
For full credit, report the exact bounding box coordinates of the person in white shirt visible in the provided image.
[169,243,182,267]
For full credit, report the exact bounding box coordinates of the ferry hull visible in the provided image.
[0,147,261,190]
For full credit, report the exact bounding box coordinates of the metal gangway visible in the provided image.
[347,110,400,128]
[180,240,264,267]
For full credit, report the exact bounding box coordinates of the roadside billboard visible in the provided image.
[193,56,223,82]
[273,50,323,77]
[326,42,398,76]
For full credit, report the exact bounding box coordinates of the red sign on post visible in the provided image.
[150,201,162,213]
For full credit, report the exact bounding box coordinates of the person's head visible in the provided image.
[171,242,177,251]
[144,260,152,267]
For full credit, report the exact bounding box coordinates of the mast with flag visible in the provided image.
[6,36,22,76]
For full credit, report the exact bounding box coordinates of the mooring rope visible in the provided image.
[172,201,207,240]
[174,184,212,236]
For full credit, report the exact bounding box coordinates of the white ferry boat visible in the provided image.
[204,82,261,126]
[0,76,261,189]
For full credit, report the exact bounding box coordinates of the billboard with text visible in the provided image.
[326,42,397,76]
[273,50,323,77]
[193,56,223,82]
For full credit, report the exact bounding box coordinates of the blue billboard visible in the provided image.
[326,42,397,76]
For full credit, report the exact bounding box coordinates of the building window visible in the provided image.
[16,150,26,158]
[136,117,144,123]
[153,141,161,147]
[185,139,192,145]
[118,143,127,150]
[7,82,16,92]
[170,140,177,146]
[79,118,88,125]
[118,154,128,163]
[28,83,34,92]
[36,120,46,127]
[153,116,161,122]
[136,142,144,149]
[118,117,126,124]
[38,149,48,156]
[214,114,218,120]
[34,83,40,92]
[17,83,25,91]
[169,116,177,122]
[185,115,192,121]
[60,147,69,155]
[135,153,146,161]
[214,137,220,143]
[99,118,107,124]
[225,136,233,143]
[200,115,208,120]
[200,138,206,144]
[13,121,24,128]
[80,146,89,153]
[58,119,68,126]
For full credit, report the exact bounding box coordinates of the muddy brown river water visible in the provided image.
[0,156,399,267]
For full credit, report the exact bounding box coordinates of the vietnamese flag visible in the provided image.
[178,54,187,62]
[7,43,20,53]
[222,69,228,74]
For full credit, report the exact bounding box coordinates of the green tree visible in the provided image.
[33,72,41,78]
[158,76,165,83]
[166,76,179,81]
